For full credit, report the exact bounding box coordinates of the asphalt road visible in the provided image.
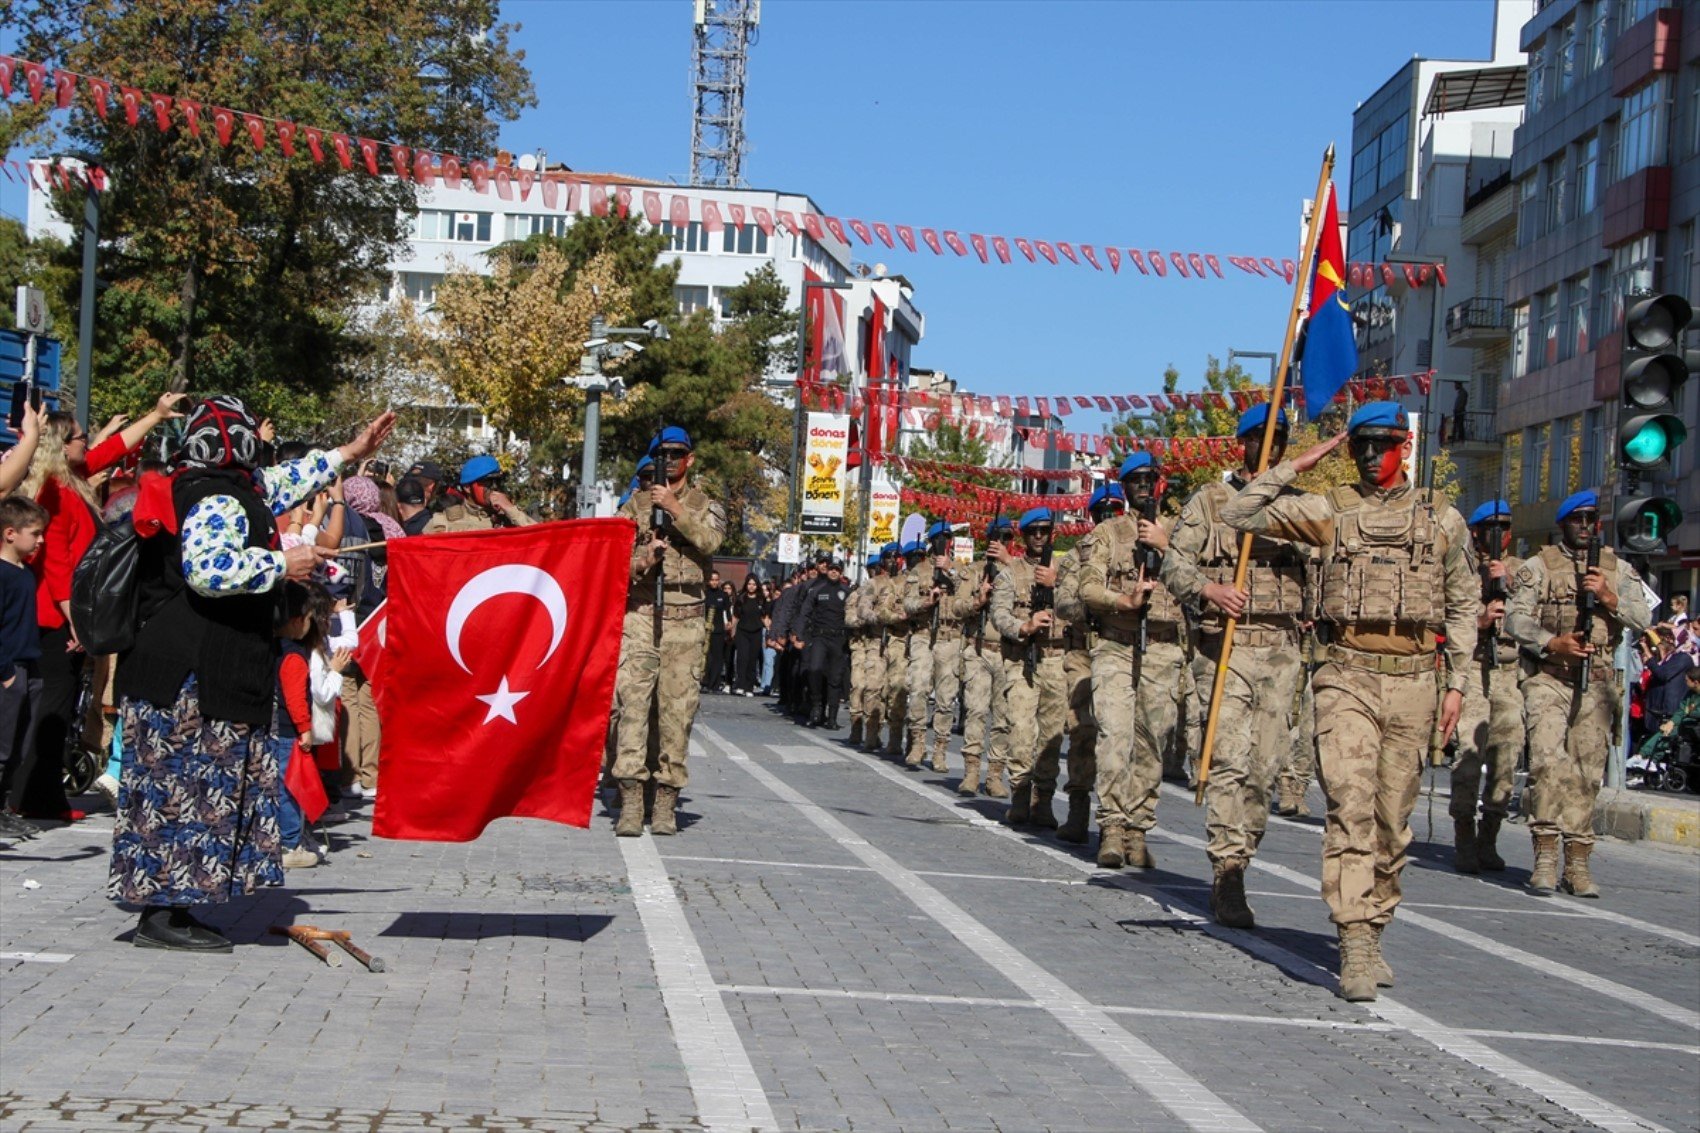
[2,692,1697,1132]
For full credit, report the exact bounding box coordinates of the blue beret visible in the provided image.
[1019,507,1054,530]
[902,540,924,555]
[1119,452,1157,478]
[881,541,901,556]
[1236,403,1290,437]
[635,455,654,473]
[1088,483,1126,510]
[925,520,953,540]
[1555,489,1599,522]
[986,516,1013,536]
[647,425,694,453]
[1347,401,1409,434]
[459,454,502,485]
[866,554,881,568]
[1466,499,1511,527]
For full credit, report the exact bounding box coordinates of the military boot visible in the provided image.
[1453,817,1479,874]
[984,761,1009,798]
[1336,924,1378,1002]
[1527,832,1561,895]
[904,732,926,769]
[650,785,679,836]
[826,702,841,729]
[1559,838,1601,898]
[1005,782,1032,826]
[958,756,981,797]
[1096,822,1125,869]
[1056,792,1091,844]
[615,781,645,837]
[1210,861,1255,929]
[1477,814,1506,871]
[863,711,882,751]
[1368,923,1395,987]
[1123,827,1155,869]
[1273,785,1300,817]
[847,717,864,747]
[884,725,904,757]
[930,739,948,774]
[1031,788,1058,830]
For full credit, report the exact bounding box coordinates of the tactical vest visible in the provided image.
[1102,515,1183,626]
[1318,484,1445,628]
[1002,558,1065,657]
[1196,481,1306,624]
[624,486,716,593]
[1532,543,1621,651]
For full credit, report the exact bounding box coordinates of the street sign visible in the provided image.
[777,532,801,564]
[13,286,49,335]
[0,330,62,391]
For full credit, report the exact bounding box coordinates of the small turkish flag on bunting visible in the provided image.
[468,159,489,191]
[565,180,582,211]
[1127,250,1149,275]
[1107,247,1121,273]
[120,87,142,126]
[358,138,381,176]
[590,185,609,216]
[702,200,725,233]
[391,145,412,180]
[1415,373,1434,395]
[1129,395,1148,410]
[415,152,437,187]
[1435,265,1448,286]
[178,99,202,137]
[0,57,14,99]
[1111,396,1130,412]
[1204,254,1224,278]
[1094,396,1113,412]
[243,114,267,151]
[1036,242,1058,265]
[975,395,992,415]
[824,216,849,244]
[441,154,461,187]
[802,213,823,240]
[150,93,174,132]
[1057,242,1078,265]
[373,520,635,841]
[1380,263,1396,287]
[643,191,663,225]
[728,203,746,227]
[1171,253,1191,278]
[541,177,558,209]
[943,231,967,256]
[1259,257,1280,277]
[1418,263,1433,285]
[872,222,894,248]
[849,218,872,244]
[1402,264,1419,288]
[212,107,236,147]
[613,185,630,215]
[670,195,691,227]
[304,127,325,163]
[775,209,797,233]
[87,77,111,118]
[276,121,297,157]
[997,396,1012,417]
[753,207,774,235]
[1281,259,1297,284]
[53,70,75,110]
[896,225,917,252]
[1082,245,1102,270]
[23,61,46,103]
[992,236,1011,264]
[1150,252,1168,277]
[1390,376,1411,395]
[1054,397,1071,416]
[1188,253,1207,278]
[1014,238,1035,262]
[1015,397,1030,416]
[1035,397,1049,418]
[334,133,355,170]
[518,168,536,201]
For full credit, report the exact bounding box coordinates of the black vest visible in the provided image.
[115,471,282,726]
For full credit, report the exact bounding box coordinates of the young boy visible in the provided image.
[0,497,49,843]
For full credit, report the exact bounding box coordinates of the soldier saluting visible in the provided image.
[1504,489,1650,898]
[1221,402,1475,1002]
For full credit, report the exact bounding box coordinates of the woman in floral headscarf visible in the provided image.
[109,397,394,953]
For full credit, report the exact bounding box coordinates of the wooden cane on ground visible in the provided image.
[1193,145,1336,808]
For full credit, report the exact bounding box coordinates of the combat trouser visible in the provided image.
[1091,633,1186,833]
[1194,630,1303,867]
[961,639,1003,758]
[1062,647,1097,794]
[848,635,872,721]
[883,635,910,745]
[613,607,708,790]
[1276,676,1317,802]
[906,629,936,746]
[1521,668,1619,847]
[927,630,965,757]
[1312,653,1435,927]
[1003,647,1067,794]
[1451,660,1524,821]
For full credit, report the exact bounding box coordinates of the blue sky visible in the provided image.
[5,1,1500,402]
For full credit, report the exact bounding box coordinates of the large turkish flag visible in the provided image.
[372,519,636,841]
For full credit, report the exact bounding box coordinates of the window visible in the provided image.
[1558,18,1577,94]
[1610,235,1655,327]
[1523,424,1549,504]
[718,290,739,319]
[1569,273,1591,357]
[1545,155,1569,232]
[1589,1,1611,72]
[720,223,769,255]
[1511,303,1531,378]
[1379,114,1408,192]
[1550,416,1574,496]
[401,272,441,306]
[1518,173,1540,243]
[1537,288,1560,368]
[1529,43,1546,112]
[1577,134,1600,214]
[1618,0,1658,33]
[1352,137,1378,205]
[1581,407,1605,487]
[504,213,570,240]
[674,285,710,315]
[660,220,714,253]
[1614,78,1670,181]
[414,210,492,242]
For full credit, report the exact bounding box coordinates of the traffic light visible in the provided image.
[1615,292,1692,554]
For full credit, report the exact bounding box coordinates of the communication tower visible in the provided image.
[690,0,759,187]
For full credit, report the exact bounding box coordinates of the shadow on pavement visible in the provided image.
[377,911,614,941]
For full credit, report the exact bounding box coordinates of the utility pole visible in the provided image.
[572,313,670,518]
[689,0,760,187]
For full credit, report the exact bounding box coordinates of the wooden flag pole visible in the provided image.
[1193,144,1336,807]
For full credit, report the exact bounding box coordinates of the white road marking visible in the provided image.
[618,835,778,1133]
[1153,883,1600,917]
[765,744,842,765]
[790,729,1674,1133]
[701,726,1261,1133]
[662,854,1086,886]
[0,951,73,964]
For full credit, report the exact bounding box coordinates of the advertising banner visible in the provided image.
[868,474,900,547]
[801,412,850,534]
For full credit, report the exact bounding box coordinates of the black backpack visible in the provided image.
[70,520,142,656]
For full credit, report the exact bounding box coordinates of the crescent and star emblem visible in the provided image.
[443,564,569,725]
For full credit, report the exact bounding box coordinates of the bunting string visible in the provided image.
[0,53,1446,287]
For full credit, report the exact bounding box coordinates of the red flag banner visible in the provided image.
[849,218,872,244]
[896,225,917,252]
[1014,239,1035,263]
[943,231,968,257]
[373,520,636,841]
[702,199,725,233]
[825,216,849,244]
[1128,250,1148,275]
[213,107,236,147]
[1057,242,1079,265]
[728,203,747,227]
[992,236,1012,264]
[53,70,75,110]
[921,228,944,255]
[873,222,894,248]
[753,207,775,235]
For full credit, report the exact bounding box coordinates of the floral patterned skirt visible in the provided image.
[108,676,284,907]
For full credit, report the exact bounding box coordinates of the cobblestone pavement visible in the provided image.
[3,694,1697,1132]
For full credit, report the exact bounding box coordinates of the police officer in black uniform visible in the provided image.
[798,559,851,728]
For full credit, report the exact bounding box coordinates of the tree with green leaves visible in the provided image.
[10,0,535,431]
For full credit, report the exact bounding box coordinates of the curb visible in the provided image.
[1594,787,1700,849]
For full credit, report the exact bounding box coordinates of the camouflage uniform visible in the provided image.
[960,558,1007,797]
[1222,462,1475,995]
[1450,554,1526,872]
[1079,513,1187,867]
[1276,666,1317,814]
[990,555,1069,826]
[1505,543,1649,895]
[904,560,977,772]
[845,577,879,747]
[874,569,911,755]
[1053,541,1099,842]
[1164,476,1310,924]
[612,483,726,835]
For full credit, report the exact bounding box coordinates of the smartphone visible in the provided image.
[7,383,41,433]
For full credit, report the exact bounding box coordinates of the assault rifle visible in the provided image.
[1025,536,1054,680]
[929,530,952,646]
[1135,495,1160,655]
[1478,546,1507,691]
[975,552,997,656]
[1575,531,1600,694]
[652,431,671,645]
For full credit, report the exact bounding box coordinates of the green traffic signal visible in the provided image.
[1618,413,1687,471]
[1615,496,1684,555]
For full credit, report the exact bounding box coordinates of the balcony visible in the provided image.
[1439,410,1500,456]
[1445,298,1508,348]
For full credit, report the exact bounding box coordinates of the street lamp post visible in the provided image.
[74,179,98,432]
[571,313,669,518]
[1385,253,1447,490]
[788,279,853,536]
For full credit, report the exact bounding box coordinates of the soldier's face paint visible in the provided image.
[1472,521,1512,558]
[1242,430,1287,472]
[1121,472,1157,504]
[1560,511,1599,550]
[1022,525,1052,555]
[1350,433,1407,489]
[1091,500,1126,525]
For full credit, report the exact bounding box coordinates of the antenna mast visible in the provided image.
[690,0,759,187]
